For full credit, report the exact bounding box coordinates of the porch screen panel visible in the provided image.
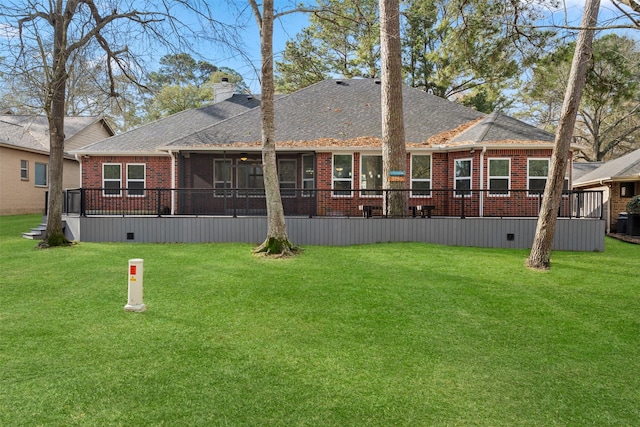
[214,160,232,196]
[103,164,121,196]
[411,155,431,196]
[489,158,510,195]
[278,159,296,197]
[360,155,382,196]
[237,164,264,195]
[454,159,472,197]
[333,154,353,196]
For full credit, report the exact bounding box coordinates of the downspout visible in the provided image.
[600,179,610,234]
[75,154,82,189]
[479,146,487,217]
[169,150,176,215]
[471,113,496,218]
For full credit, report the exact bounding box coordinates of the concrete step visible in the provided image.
[22,224,46,240]
[22,223,64,240]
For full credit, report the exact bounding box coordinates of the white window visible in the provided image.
[20,160,28,180]
[103,164,121,196]
[528,159,549,195]
[278,159,297,197]
[302,154,314,197]
[34,162,47,187]
[126,164,145,197]
[332,154,353,196]
[488,158,510,196]
[528,158,570,196]
[360,155,382,197]
[454,158,472,197]
[411,155,431,196]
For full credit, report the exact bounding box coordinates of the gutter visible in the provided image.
[75,154,82,189]
[69,150,169,157]
[602,180,611,234]
[169,150,176,215]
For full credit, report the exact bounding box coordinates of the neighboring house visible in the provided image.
[573,148,640,233]
[72,78,580,218]
[0,112,114,215]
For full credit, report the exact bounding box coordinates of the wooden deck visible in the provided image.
[61,215,606,252]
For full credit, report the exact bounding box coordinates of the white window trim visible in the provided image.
[20,160,29,181]
[527,158,549,197]
[410,154,432,197]
[488,157,511,197]
[278,159,297,198]
[126,163,146,197]
[359,154,383,198]
[454,158,473,198]
[332,153,353,197]
[102,163,122,197]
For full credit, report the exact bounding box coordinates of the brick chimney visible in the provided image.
[212,78,235,103]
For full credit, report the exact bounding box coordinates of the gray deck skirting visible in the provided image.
[63,216,605,252]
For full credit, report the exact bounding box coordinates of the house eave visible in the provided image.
[160,141,564,153]
[1,141,76,160]
[574,174,640,188]
[71,150,171,157]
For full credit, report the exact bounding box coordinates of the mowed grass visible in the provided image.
[1,214,639,426]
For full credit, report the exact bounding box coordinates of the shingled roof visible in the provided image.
[167,78,486,150]
[449,112,554,145]
[574,148,640,187]
[74,78,557,154]
[0,119,43,151]
[74,94,260,154]
[0,114,111,154]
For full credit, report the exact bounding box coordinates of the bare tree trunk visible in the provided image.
[527,0,600,270]
[43,5,70,247]
[380,0,407,217]
[250,0,294,255]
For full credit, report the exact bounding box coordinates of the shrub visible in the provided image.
[626,194,640,214]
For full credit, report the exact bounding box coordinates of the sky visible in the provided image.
[0,0,637,96]
[184,1,312,94]
[192,0,639,94]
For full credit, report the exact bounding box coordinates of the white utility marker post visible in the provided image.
[124,258,146,312]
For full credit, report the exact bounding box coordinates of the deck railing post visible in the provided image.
[80,188,86,216]
[461,192,466,219]
[385,190,389,218]
[600,191,604,220]
[232,189,237,218]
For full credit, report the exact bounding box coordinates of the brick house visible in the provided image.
[573,148,640,233]
[72,78,579,218]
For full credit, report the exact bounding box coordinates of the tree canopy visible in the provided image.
[275,0,554,114]
[144,53,247,121]
[520,34,640,161]
[0,0,238,246]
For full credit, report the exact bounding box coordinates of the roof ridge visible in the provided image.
[473,112,500,143]
[425,117,486,146]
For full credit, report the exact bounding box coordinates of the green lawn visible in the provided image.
[1,214,639,426]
